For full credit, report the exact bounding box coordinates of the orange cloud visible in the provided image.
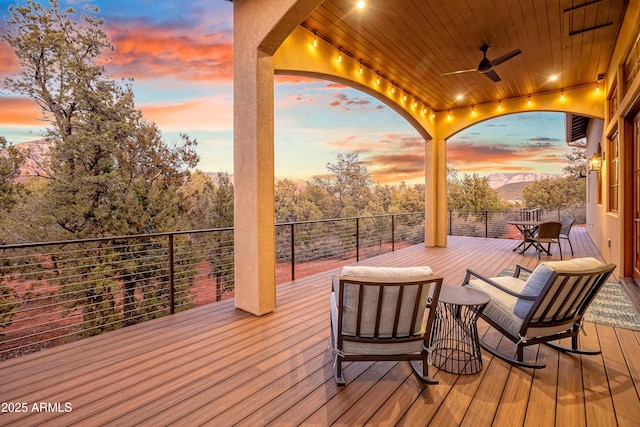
[105,21,232,82]
[0,98,43,126]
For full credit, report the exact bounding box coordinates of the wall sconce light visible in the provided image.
[588,153,602,172]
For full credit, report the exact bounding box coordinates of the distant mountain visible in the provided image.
[12,139,49,182]
[495,182,530,204]
[486,172,560,189]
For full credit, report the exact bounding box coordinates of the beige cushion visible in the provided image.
[514,257,603,317]
[335,266,434,341]
[341,265,433,279]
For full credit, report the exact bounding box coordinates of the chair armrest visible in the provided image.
[514,265,533,277]
[461,269,537,300]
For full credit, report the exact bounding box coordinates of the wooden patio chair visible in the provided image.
[329,265,443,385]
[462,257,616,369]
[559,218,575,255]
[527,221,563,260]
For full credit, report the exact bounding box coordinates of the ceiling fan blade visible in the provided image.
[489,49,521,67]
[484,69,502,82]
[440,68,476,76]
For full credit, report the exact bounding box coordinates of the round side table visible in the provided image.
[430,286,490,375]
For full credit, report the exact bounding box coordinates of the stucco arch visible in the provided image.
[274,27,434,141]
[436,86,604,140]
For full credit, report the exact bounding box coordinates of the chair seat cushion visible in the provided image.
[513,257,604,317]
[466,277,526,338]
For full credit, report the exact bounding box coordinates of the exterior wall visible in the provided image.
[586,0,640,277]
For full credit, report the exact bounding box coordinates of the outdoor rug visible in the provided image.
[498,269,640,331]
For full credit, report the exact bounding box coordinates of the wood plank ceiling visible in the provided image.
[302,0,628,112]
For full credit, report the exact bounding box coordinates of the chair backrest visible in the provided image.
[536,221,562,239]
[515,258,616,331]
[560,218,573,237]
[335,266,442,340]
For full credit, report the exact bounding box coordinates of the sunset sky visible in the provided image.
[0,0,572,185]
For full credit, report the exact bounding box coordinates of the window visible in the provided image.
[609,133,619,212]
[608,81,618,123]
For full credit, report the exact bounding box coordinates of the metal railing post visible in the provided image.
[169,234,175,315]
[485,210,489,238]
[356,217,360,262]
[391,215,395,251]
[290,223,296,280]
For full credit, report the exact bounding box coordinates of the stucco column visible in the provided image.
[424,133,448,247]
[233,50,276,315]
[233,0,322,315]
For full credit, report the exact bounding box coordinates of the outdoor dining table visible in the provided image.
[507,220,549,255]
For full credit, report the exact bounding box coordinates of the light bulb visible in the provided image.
[376,72,380,85]
[357,1,365,9]
[497,100,502,111]
[527,95,532,106]
[359,60,363,75]
[338,48,342,63]
[313,31,317,48]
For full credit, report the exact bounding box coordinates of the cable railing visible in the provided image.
[0,212,425,360]
[0,207,584,359]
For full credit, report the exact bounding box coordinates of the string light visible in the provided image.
[447,110,451,118]
[391,82,396,94]
[313,31,317,48]
[471,105,475,115]
[497,100,502,111]
[337,47,342,63]
[527,94,532,106]
[376,72,380,85]
[413,100,418,108]
[595,81,600,92]
[359,59,363,75]
[560,89,565,100]
[403,92,407,101]
[423,105,427,114]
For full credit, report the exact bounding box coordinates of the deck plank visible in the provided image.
[0,229,635,426]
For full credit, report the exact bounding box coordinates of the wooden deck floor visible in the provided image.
[2,228,640,426]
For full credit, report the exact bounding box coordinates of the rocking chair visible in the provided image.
[462,257,616,368]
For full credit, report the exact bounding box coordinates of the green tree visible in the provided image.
[2,0,199,331]
[0,136,26,216]
[448,173,505,211]
[563,146,587,176]
[323,152,373,217]
[522,176,586,210]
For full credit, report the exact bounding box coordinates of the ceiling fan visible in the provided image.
[441,44,522,82]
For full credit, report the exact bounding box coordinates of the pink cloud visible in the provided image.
[0,42,19,74]
[105,21,232,82]
[329,93,370,109]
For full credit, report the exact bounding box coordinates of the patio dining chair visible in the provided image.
[329,265,443,385]
[526,221,563,260]
[560,218,574,255]
[462,257,616,369]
